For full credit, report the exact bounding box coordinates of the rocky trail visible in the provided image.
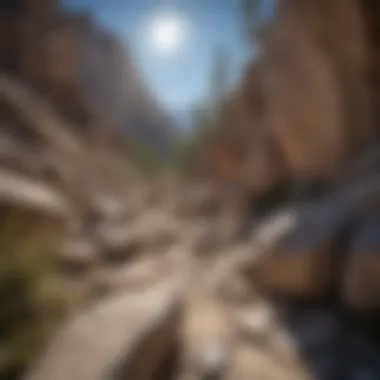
[1,73,380,380]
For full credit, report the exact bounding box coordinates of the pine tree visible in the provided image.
[170,46,231,174]
[209,45,230,112]
[241,0,277,44]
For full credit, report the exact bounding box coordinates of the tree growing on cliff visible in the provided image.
[241,0,277,45]
[171,46,231,174]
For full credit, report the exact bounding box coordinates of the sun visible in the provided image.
[149,15,186,55]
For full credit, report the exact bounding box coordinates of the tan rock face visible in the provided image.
[264,28,346,179]
[200,0,376,200]
[263,0,373,180]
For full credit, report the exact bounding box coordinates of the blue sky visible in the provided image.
[61,0,274,115]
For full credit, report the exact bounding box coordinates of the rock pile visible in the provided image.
[20,153,380,379]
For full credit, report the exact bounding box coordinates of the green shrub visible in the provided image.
[0,209,76,380]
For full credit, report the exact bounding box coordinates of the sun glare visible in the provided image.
[149,14,187,55]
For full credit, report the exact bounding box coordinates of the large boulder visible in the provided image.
[245,191,360,298]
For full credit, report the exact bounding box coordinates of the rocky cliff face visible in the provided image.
[197,0,379,201]
[79,25,177,157]
[0,0,177,156]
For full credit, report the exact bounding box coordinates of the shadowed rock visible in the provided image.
[246,192,359,298]
[342,211,380,310]
[57,236,99,276]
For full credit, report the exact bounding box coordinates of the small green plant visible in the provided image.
[127,142,167,177]
[0,209,76,380]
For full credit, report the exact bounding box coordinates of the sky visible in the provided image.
[61,0,276,116]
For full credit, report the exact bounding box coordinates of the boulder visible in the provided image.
[92,256,170,295]
[57,236,99,276]
[246,192,359,298]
